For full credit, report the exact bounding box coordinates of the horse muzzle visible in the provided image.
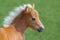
[37,26,44,32]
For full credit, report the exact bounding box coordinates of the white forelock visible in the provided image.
[3,4,32,27]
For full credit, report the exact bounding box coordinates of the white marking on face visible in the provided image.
[41,25,44,29]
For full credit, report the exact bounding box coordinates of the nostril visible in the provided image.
[40,27,44,30]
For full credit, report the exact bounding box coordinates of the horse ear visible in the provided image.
[25,7,29,13]
[25,6,32,13]
[32,3,34,8]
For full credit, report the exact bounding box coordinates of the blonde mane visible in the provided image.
[3,4,32,27]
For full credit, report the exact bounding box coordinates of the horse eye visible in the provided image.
[32,18,35,21]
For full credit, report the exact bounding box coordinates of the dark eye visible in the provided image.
[32,18,35,21]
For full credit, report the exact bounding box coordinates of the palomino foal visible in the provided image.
[0,4,44,40]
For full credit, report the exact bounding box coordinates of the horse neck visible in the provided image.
[11,14,28,34]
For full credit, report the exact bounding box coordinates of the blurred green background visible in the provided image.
[0,0,60,40]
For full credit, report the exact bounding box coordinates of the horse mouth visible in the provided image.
[37,29,43,32]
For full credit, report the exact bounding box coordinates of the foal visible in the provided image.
[0,4,44,40]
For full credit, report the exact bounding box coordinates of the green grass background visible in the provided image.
[0,0,60,40]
